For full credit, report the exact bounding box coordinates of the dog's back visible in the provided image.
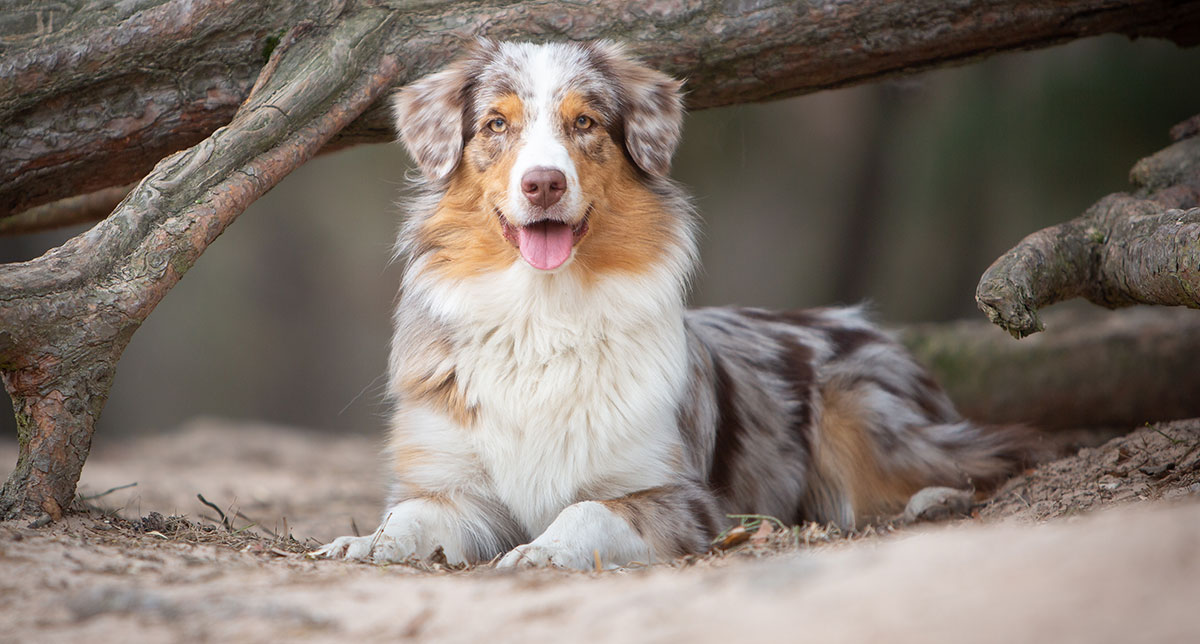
[683,306,1029,529]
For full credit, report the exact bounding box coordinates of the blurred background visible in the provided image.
[2,34,1199,446]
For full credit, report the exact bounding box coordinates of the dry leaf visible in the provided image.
[750,520,774,546]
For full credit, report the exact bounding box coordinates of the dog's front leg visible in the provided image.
[313,494,519,565]
[497,484,721,570]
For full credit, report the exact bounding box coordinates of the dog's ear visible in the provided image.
[391,48,487,183]
[589,41,685,177]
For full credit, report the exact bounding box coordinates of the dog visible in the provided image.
[313,40,1029,569]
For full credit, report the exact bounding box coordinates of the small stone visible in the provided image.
[1138,462,1174,478]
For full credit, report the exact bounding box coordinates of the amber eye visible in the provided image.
[574,115,594,130]
[487,118,507,133]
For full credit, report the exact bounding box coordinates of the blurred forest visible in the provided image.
[2,34,1198,444]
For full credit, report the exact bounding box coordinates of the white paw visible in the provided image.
[309,532,420,564]
[497,542,596,570]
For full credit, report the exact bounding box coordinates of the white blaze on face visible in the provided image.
[503,46,585,229]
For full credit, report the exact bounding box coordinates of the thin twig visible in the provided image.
[1153,427,1185,446]
[196,493,232,531]
[236,510,278,538]
[367,512,393,558]
[78,481,138,501]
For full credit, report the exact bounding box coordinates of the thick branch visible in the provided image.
[0,5,401,519]
[4,0,1199,218]
[901,308,1200,429]
[977,122,1200,337]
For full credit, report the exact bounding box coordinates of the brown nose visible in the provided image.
[521,167,566,210]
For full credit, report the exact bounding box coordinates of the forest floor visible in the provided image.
[2,417,1199,643]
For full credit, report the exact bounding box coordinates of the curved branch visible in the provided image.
[0,6,401,519]
[977,123,1200,337]
[4,0,1199,217]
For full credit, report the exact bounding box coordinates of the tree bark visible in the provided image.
[976,119,1200,338]
[900,308,1200,430]
[5,0,1200,219]
[0,4,401,519]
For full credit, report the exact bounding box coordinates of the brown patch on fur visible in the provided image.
[388,440,428,477]
[558,91,593,128]
[467,93,526,171]
[414,93,532,281]
[568,141,679,278]
[414,491,454,507]
[814,386,924,523]
[488,93,524,123]
[418,144,522,281]
[602,487,715,558]
[400,370,477,427]
[416,86,676,282]
[602,493,652,536]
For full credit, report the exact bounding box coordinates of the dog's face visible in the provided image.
[392,41,685,275]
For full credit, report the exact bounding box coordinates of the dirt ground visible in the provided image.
[2,417,1199,643]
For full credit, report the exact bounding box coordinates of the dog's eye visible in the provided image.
[487,118,507,133]
[574,115,594,130]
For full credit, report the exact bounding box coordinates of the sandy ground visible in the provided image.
[2,417,1199,643]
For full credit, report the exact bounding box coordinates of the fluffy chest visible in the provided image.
[413,264,690,532]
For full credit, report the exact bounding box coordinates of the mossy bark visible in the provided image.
[901,308,1200,430]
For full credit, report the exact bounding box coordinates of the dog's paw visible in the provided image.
[309,532,419,564]
[310,535,367,560]
[902,486,974,524]
[497,542,596,570]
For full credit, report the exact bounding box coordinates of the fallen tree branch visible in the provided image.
[976,118,1200,337]
[0,5,401,519]
[4,0,1199,218]
[901,308,1200,429]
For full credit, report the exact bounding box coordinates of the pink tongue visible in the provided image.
[517,221,574,270]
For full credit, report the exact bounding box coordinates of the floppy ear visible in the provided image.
[390,59,477,183]
[589,41,685,177]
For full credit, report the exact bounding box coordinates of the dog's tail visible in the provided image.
[805,379,1037,528]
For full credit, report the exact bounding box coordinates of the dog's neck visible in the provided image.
[402,254,688,344]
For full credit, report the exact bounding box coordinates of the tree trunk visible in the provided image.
[976,118,1200,338]
[900,308,1200,430]
[5,0,1199,219]
[3,0,1200,520]
[0,4,402,519]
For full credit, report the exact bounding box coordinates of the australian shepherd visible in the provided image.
[314,40,1029,569]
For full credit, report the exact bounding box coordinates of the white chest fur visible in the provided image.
[399,261,689,535]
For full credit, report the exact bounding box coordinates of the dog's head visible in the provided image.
[392,40,686,274]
